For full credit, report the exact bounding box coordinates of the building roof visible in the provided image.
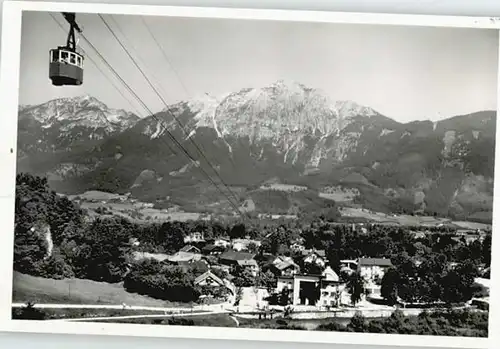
[194,271,224,286]
[178,260,209,274]
[274,256,299,271]
[219,251,255,261]
[132,251,170,262]
[180,245,200,253]
[167,251,202,263]
[202,244,225,252]
[322,266,340,282]
[358,258,392,267]
[302,249,326,258]
[237,259,258,267]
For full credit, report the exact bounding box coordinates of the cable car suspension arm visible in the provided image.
[61,12,82,51]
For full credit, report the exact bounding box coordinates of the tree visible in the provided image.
[347,311,367,332]
[12,302,47,320]
[440,261,478,304]
[232,266,256,287]
[257,270,277,294]
[229,223,246,239]
[302,262,323,275]
[60,217,133,282]
[381,267,399,305]
[482,235,492,267]
[247,242,259,254]
[347,272,364,306]
[124,260,200,302]
[278,287,291,306]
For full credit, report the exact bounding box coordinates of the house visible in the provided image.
[184,232,205,244]
[236,259,260,276]
[180,245,201,254]
[218,251,256,266]
[195,270,225,287]
[129,237,140,247]
[276,274,322,306]
[340,259,358,272]
[290,243,305,252]
[213,237,231,248]
[320,270,343,304]
[231,238,261,252]
[413,231,427,239]
[272,256,300,276]
[275,267,343,307]
[178,260,210,274]
[303,250,327,267]
[167,251,202,264]
[357,258,392,282]
[132,251,170,262]
[317,266,345,308]
[255,253,275,264]
[201,244,225,256]
[322,266,339,282]
[194,271,236,298]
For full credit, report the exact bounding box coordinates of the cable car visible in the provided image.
[49,12,84,86]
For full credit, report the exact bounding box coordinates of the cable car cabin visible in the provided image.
[49,47,84,86]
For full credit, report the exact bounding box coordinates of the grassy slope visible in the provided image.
[12,272,185,307]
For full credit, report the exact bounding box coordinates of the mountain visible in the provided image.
[16,81,496,222]
[17,95,140,177]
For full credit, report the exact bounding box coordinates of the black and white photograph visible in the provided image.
[1,2,499,348]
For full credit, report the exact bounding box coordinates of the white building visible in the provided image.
[184,232,205,244]
[357,258,393,283]
[302,250,327,267]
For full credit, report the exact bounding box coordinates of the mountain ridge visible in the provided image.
[16,81,496,223]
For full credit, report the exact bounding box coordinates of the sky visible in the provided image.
[19,10,499,122]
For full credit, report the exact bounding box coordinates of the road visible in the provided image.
[47,309,232,322]
[12,302,232,313]
[12,302,236,323]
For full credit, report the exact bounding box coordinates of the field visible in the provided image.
[12,272,187,307]
[338,207,491,230]
[340,207,447,226]
[73,189,490,229]
[98,313,239,327]
[77,198,205,223]
[451,221,491,231]
[318,186,360,203]
[259,183,308,192]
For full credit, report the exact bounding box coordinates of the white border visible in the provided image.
[0,1,499,348]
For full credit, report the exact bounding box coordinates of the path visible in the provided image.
[229,315,240,327]
[12,303,230,312]
[47,310,231,322]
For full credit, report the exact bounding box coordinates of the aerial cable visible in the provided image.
[99,14,229,189]
[80,16,245,219]
[50,13,245,219]
[100,13,240,207]
[140,16,239,172]
[140,16,190,100]
[106,15,172,102]
[99,14,244,215]
[60,17,180,156]
[81,30,245,218]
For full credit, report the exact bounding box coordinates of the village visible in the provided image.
[130,223,491,319]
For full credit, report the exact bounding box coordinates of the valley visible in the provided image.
[66,187,489,231]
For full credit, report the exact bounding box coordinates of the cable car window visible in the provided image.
[69,53,76,64]
[60,51,68,63]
